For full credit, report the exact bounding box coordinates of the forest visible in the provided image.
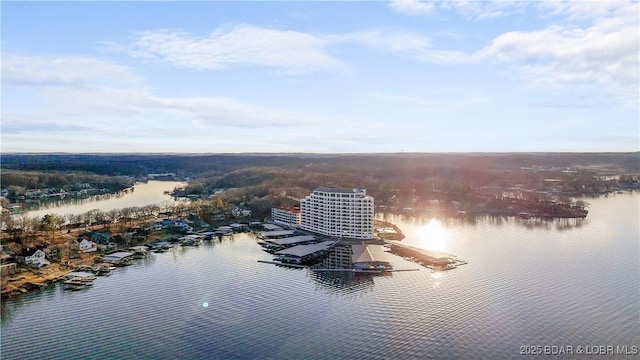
[2,152,638,221]
[0,170,134,203]
[3,152,638,179]
[1,152,638,256]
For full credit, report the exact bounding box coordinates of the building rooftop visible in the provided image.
[266,235,316,246]
[275,207,301,213]
[275,241,337,258]
[102,251,134,261]
[385,241,454,260]
[262,224,283,231]
[260,230,296,238]
[314,187,366,194]
[352,244,392,264]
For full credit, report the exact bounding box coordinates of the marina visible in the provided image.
[385,240,468,270]
[1,193,638,359]
[274,240,337,264]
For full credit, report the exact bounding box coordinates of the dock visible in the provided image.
[385,240,468,271]
[257,260,309,268]
[312,268,419,273]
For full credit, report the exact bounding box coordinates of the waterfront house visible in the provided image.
[91,232,111,244]
[232,207,251,218]
[159,219,173,228]
[95,242,118,253]
[16,248,50,268]
[146,224,162,232]
[79,239,97,253]
[173,220,194,233]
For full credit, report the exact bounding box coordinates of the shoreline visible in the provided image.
[4,192,635,298]
[1,256,99,298]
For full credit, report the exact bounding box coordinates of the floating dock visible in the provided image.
[257,260,308,268]
[384,240,467,271]
[312,268,419,273]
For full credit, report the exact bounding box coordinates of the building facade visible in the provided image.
[300,187,374,239]
[271,207,301,227]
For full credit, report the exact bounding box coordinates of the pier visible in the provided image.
[385,240,468,271]
[312,268,419,273]
[257,260,309,268]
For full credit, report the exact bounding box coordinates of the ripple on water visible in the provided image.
[2,194,639,359]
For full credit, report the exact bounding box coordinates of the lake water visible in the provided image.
[2,193,638,359]
[24,181,185,218]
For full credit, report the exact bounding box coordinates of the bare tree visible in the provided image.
[120,207,135,226]
[104,209,120,229]
[55,214,67,233]
[92,209,105,229]
[142,204,160,220]
[1,212,17,243]
[159,201,176,217]
[66,213,82,232]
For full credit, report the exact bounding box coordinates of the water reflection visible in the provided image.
[417,219,449,252]
[25,191,128,212]
[307,244,392,294]
[501,216,588,231]
[380,211,588,232]
[2,194,638,359]
[23,181,185,218]
[378,211,479,227]
[0,285,57,324]
[310,270,384,295]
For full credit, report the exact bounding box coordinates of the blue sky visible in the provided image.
[2,0,638,153]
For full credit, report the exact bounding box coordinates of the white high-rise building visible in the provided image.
[271,207,301,227]
[300,187,375,239]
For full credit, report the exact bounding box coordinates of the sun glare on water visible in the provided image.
[418,219,449,252]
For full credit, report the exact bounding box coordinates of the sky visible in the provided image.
[2,0,639,153]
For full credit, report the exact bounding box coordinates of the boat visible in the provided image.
[112,258,134,267]
[62,277,93,290]
[62,281,89,291]
[517,212,532,219]
[63,272,97,281]
[128,246,150,259]
[94,265,113,276]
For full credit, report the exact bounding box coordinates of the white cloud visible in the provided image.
[537,0,633,21]
[146,95,322,128]
[120,24,474,72]
[2,53,328,143]
[347,29,473,64]
[2,54,143,88]
[32,85,321,130]
[478,1,639,99]
[442,0,525,20]
[374,91,489,109]
[125,25,347,73]
[388,0,435,16]
[390,0,525,20]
